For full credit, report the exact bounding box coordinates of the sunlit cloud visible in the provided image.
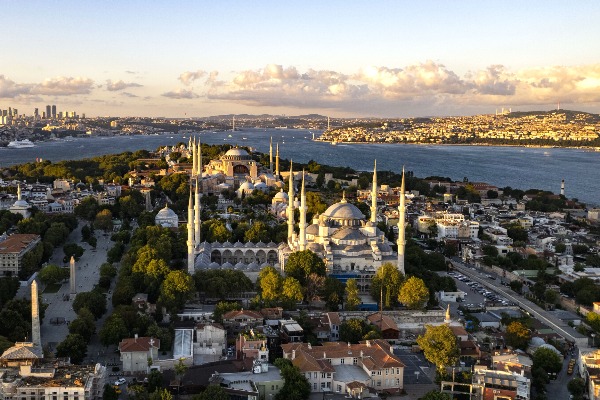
[106,79,142,91]
[0,75,33,98]
[179,70,207,85]
[32,76,95,96]
[161,88,199,99]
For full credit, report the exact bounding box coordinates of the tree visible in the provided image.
[146,370,163,393]
[38,264,69,285]
[345,278,361,311]
[305,273,325,303]
[195,385,228,400]
[281,277,303,303]
[340,318,367,344]
[321,276,345,311]
[69,308,96,342]
[73,291,106,319]
[99,314,129,346]
[274,358,310,400]
[416,324,459,374]
[56,333,87,364]
[505,321,531,350]
[149,388,173,400]
[420,391,452,400]
[102,384,118,400]
[284,250,326,285]
[244,221,270,243]
[509,280,523,294]
[160,271,195,312]
[63,243,85,260]
[0,335,13,355]
[370,262,403,308]
[568,378,586,399]
[94,209,114,232]
[532,347,562,374]
[399,276,429,309]
[75,197,99,221]
[258,266,282,303]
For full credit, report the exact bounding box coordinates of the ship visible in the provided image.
[7,139,35,148]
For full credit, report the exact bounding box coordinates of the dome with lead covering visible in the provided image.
[322,197,365,225]
[223,147,251,160]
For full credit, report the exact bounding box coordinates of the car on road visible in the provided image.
[114,378,126,386]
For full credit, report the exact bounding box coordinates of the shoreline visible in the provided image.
[314,139,600,151]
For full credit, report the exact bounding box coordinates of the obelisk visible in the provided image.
[70,256,76,295]
[31,280,42,348]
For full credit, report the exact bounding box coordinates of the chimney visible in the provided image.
[135,334,138,341]
[291,350,296,360]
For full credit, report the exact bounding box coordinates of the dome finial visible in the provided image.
[341,191,347,203]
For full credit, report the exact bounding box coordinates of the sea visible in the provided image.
[1,128,598,206]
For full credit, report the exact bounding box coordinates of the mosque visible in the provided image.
[185,136,407,292]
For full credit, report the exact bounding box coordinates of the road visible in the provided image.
[449,259,587,347]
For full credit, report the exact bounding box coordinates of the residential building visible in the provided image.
[0,234,41,276]
[118,335,160,373]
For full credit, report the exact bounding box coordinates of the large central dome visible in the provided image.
[322,198,365,220]
[223,147,251,160]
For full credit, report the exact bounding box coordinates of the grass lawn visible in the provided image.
[43,283,62,293]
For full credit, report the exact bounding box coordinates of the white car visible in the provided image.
[114,378,126,386]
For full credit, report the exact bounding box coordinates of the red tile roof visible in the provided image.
[119,336,160,353]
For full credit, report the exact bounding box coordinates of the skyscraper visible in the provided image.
[51,105,56,118]
[46,105,51,119]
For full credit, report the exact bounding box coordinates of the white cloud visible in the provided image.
[179,70,207,85]
[106,79,142,91]
[0,75,33,98]
[162,88,199,99]
[32,76,95,96]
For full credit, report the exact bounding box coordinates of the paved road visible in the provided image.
[547,353,578,400]
[449,259,587,346]
[39,223,114,351]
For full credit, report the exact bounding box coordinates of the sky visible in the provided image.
[1,0,600,118]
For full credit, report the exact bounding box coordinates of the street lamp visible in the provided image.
[592,333,596,348]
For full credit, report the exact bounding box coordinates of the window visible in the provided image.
[314,372,317,378]
[353,358,358,365]
[313,383,317,390]
[377,380,381,387]
[340,358,345,364]
[321,373,326,378]
[326,373,331,378]
[321,383,326,389]
[337,385,342,392]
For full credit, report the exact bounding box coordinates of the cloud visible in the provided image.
[106,79,142,91]
[162,88,199,99]
[179,70,207,85]
[32,76,95,95]
[121,92,139,98]
[0,75,33,98]
[194,63,600,113]
[125,70,137,74]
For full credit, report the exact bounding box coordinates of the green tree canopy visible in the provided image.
[284,250,326,286]
[370,262,403,308]
[273,358,310,400]
[398,276,429,309]
[94,209,114,232]
[160,271,195,312]
[56,333,87,364]
[68,307,96,342]
[73,291,106,319]
[38,264,69,285]
[505,321,531,350]
[532,347,562,374]
[194,385,228,400]
[416,324,459,374]
[345,278,361,311]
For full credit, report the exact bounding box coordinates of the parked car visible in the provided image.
[114,378,126,386]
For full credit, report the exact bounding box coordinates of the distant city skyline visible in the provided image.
[1,1,600,118]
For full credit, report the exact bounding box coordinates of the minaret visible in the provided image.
[275,143,280,177]
[371,160,377,224]
[17,183,22,201]
[194,178,201,247]
[31,280,41,349]
[396,168,406,275]
[561,179,565,196]
[287,162,295,241]
[298,170,307,251]
[269,137,273,173]
[187,189,195,273]
[444,304,452,324]
[191,137,197,177]
[197,141,202,176]
[69,256,76,295]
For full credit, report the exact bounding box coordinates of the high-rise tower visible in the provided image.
[396,168,406,275]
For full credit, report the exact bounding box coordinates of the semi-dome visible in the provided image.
[223,147,251,160]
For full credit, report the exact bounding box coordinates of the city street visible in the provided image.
[449,259,587,346]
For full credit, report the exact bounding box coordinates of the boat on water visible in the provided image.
[7,139,35,148]
[275,126,288,129]
[331,140,337,146]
